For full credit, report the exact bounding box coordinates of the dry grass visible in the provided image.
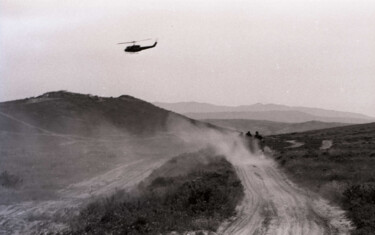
[266,122,375,234]
[66,150,244,235]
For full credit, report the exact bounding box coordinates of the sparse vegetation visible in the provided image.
[266,123,375,234]
[66,151,244,234]
[343,184,375,234]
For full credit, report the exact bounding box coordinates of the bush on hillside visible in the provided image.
[0,171,22,188]
[66,155,244,234]
[343,184,375,235]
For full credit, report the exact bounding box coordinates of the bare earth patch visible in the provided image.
[320,140,333,150]
[285,140,305,148]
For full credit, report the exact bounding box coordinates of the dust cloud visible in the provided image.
[166,113,268,166]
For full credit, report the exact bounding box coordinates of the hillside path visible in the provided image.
[0,158,169,234]
[219,154,352,235]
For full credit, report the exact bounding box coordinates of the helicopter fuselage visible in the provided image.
[125,42,157,53]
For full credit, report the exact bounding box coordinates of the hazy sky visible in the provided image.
[1,0,375,116]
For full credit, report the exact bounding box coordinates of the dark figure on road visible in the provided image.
[244,131,254,152]
[255,131,263,140]
[246,131,252,137]
[254,131,265,151]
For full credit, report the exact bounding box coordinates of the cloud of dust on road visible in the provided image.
[166,114,270,167]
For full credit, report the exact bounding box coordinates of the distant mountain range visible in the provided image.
[154,102,374,124]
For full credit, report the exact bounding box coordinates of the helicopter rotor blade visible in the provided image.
[117,38,153,45]
[117,41,135,45]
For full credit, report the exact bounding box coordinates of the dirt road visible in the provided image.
[219,154,352,235]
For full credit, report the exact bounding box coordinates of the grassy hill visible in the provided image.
[67,150,244,234]
[265,122,375,234]
[0,91,246,234]
[0,91,178,136]
[0,91,223,204]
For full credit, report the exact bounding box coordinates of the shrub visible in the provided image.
[66,154,244,234]
[0,171,22,188]
[343,184,375,234]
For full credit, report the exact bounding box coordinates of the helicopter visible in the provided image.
[117,38,157,53]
